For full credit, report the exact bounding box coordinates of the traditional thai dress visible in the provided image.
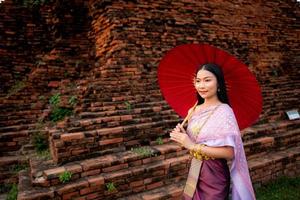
[183,103,256,200]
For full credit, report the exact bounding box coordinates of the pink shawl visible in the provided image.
[185,103,256,200]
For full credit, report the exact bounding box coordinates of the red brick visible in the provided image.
[56,180,89,195]
[142,192,164,200]
[99,137,123,146]
[80,186,102,195]
[86,192,103,200]
[61,132,85,141]
[152,106,162,112]
[44,167,65,179]
[97,127,123,136]
[48,81,60,88]
[81,169,101,177]
[132,185,145,193]
[71,148,89,156]
[146,181,164,190]
[120,115,133,121]
[142,155,164,164]
[62,191,79,200]
[130,180,144,187]
[102,163,128,173]
[87,176,105,187]
[81,156,114,171]
[65,164,83,174]
[129,160,142,167]
[258,137,274,145]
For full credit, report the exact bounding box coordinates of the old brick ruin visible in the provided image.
[0,0,299,199]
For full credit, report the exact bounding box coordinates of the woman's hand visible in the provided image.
[170,123,194,150]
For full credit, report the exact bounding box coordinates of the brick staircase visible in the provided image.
[0,0,299,199]
[15,71,300,199]
[15,56,300,199]
[16,114,300,200]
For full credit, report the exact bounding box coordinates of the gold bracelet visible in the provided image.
[189,144,214,161]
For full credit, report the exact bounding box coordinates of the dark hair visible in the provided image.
[195,63,230,105]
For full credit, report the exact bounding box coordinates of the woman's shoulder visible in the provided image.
[218,103,234,115]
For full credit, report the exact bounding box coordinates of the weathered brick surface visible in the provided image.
[1,0,300,199]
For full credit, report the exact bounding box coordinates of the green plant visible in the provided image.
[106,182,116,192]
[67,82,77,89]
[37,149,51,160]
[68,95,78,107]
[255,176,300,200]
[124,101,132,111]
[9,164,28,174]
[156,137,164,145]
[38,95,45,101]
[14,0,50,8]
[49,93,73,122]
[63,71,70,78]
[49,107,73,122]
[131,146,154,157]
[6,184,17,200]
[6,80,26,97]
[59,171,72,183]
[35,119,45,130]
[32,132,48,152]
[49,93,61,107]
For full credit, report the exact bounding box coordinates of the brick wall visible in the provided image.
[87,0,300,123]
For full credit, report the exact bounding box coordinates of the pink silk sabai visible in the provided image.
[185,103,256,200]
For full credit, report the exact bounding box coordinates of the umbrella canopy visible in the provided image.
[158,44,262,130]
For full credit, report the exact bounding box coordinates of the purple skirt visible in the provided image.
[193,159,230,200]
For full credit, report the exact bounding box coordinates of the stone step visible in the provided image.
[0,126,41,153]
[82,100,168,113]
[248,145,300,186]
[82,97,164,111]
[241,119,300,142]
[50,120,178,164]
[0,102,33,111]
[31,142,186,187]
[67,108,178,133]
[0,109,41,119]
[18,145,300,200]
[244,126,300,159]
[116,180,185,200]
[78,104,171,120]
[0,123,36,133]
[19,145,189,199]
[0,117,39,127]
[0,156,28,185]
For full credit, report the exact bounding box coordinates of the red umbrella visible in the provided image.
[158,44,262,130]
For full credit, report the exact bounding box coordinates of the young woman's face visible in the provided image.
[194,69,218,100]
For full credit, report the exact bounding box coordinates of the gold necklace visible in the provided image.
[190,104,221,136]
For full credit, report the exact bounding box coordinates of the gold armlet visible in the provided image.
[189,144,214,161]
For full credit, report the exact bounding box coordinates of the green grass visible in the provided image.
[106,182,117,192]
[156,136,164,145]
[59,171,72,183]
[256,176,300,200]
[131,146,154,157]
[6,184,18,200]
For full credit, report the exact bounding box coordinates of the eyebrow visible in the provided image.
[195,76,213,79]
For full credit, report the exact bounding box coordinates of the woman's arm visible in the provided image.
[170,124,234,160]
[192,145,234,160]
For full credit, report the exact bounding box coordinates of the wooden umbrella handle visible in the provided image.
[180,101,198,129]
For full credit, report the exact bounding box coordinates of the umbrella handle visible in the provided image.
[180,101,198,129]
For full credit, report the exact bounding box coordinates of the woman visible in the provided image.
[170,63,256,200]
